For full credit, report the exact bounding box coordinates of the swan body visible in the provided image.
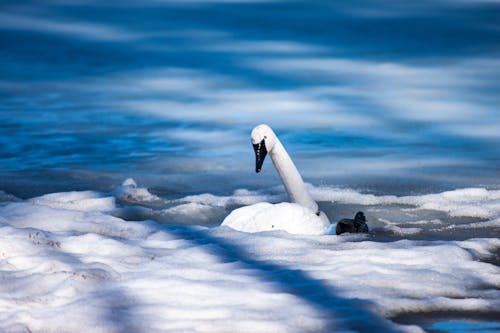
[221,202,330,235]
[222,124,330,235]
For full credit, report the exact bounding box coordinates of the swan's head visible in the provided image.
[251,124,277,173]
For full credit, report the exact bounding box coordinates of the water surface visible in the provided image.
[1,0,499,198]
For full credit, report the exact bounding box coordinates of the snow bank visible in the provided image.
[179,185,500,221]
[309,186,500,220]
[178,185,500,234]
[0,181,499,332]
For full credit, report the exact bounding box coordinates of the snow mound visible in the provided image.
[221,202,331,235]
[159,202,226,224]
[31,191,116,212]
[112,178,162,204]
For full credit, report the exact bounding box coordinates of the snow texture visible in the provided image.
[0,180,499,332]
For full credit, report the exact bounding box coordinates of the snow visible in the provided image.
[0,180,499,332]
[112,178,163,204]
[309,186,500,220]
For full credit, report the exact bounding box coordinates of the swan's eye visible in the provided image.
[264,136,267,139]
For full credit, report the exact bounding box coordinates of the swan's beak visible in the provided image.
[253,139,267,173]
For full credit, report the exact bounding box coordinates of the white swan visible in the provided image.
[222,124,330,235]
[252,124,318,213]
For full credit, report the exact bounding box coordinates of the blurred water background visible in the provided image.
[0,0,499,199]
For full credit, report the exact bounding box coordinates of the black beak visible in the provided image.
[253,139,267,173]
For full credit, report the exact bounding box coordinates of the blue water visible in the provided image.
[430,320,500,333]
[1,0,499,199]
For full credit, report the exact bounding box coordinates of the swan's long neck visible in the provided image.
[269,137,319,213]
